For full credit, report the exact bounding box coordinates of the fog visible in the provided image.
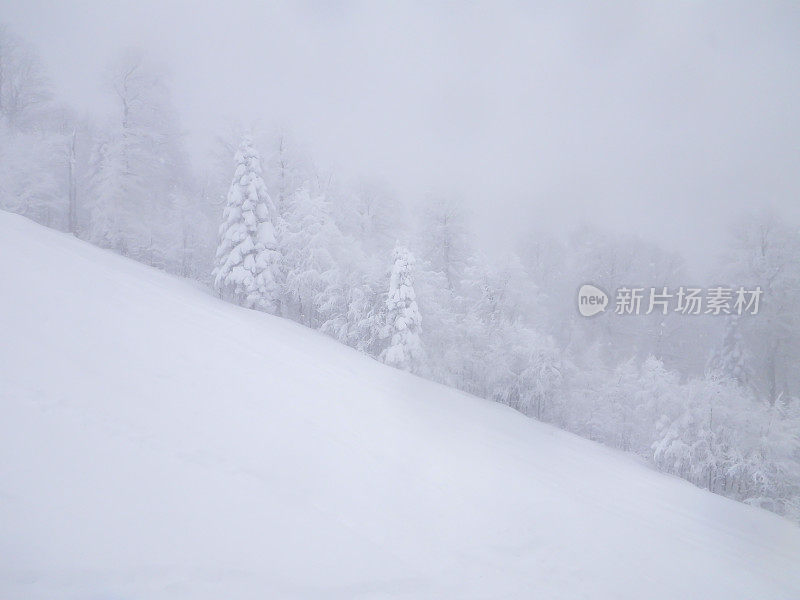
[5,0,799,271]
[4,4,800,595]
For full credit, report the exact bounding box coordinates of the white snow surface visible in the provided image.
[1,210,799,600]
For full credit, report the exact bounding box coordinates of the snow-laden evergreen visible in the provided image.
[381,245,425,372]
[212,136,281,312]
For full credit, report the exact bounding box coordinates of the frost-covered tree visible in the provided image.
[336,179,406,257]
[459,251,562,419]
[464,252,541,329]
[0,121,61,223]
[0,25,51,130]
[321,269,384,354]
[412,267,474,388]
[720,210,800,402]
[282,185,344,326]
[515,232,570,338]
[738,399,800,517]
[417,195,471,292]
[0,27,74,232]
[262,130,311,219]
[484,326,563,420]
[707,315,750,386]
[88,49,190,262]
[213,136,281,312]
[381,246,425,373]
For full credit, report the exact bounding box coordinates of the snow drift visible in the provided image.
[1,210,799,600]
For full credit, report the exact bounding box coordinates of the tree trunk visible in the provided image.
[68,128,78,235]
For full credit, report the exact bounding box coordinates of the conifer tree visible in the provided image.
[381,245,425,372]
[213,136,281,313]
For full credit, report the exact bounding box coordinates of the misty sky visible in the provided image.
[5,1,799,274]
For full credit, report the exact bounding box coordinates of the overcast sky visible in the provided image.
[5,1,800,273]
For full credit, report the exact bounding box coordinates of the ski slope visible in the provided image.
[1,210,799,600]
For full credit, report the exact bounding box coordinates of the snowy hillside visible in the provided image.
[1,210,799,600]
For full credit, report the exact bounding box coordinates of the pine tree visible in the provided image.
[381,246,425,372]
[213,136,281,313]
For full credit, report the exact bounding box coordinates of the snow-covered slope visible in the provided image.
[1,211,799,600]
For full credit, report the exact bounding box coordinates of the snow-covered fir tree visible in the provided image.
[213,136,281,313]
[381,245,425,373]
